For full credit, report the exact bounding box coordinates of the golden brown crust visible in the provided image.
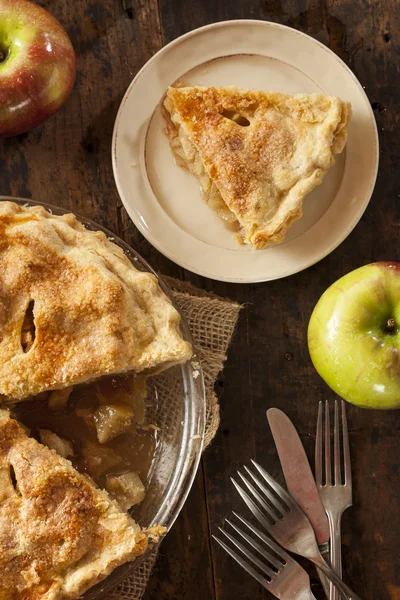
[0,409,164,600]
[163,86,351,249]
[0,202,192,400]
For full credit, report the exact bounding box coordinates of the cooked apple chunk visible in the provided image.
[95,375,147,425]
[93,402,134,443]
[106,472,145,511]
[39,429,74,458]
[80,441,120,480]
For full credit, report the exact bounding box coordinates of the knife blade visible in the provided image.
[267,408,331,598]
[267,408,329,545]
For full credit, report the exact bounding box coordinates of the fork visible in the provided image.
[213,512,318,600]
[232,461,362,600]
[316,400,352,600]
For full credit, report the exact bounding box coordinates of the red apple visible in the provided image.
[0,0,76,137]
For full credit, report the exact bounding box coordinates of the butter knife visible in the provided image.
[267,408,331,597]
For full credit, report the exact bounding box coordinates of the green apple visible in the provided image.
[308,262,400,409]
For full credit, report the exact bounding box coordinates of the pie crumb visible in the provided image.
[138,423,160,432]
[39,429,74,459]
[106,472,145,511]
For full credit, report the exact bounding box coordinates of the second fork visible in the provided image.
[214,513,318,600]
[232,461,361,600]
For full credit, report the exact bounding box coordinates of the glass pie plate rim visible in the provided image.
[0,196,206,597]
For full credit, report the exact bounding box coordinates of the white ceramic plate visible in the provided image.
[112,20,379,283]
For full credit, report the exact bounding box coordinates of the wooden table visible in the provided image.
[1,1,399,598]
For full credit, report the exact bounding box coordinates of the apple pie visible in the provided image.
[0,202,192,401]
[163,86,351,249]
[0,409,164,600]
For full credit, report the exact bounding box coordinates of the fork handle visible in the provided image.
[329,513,343,600]
[317,545,331,599]
[311,553,362,600]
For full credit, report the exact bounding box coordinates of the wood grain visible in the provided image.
[0,1,399,599]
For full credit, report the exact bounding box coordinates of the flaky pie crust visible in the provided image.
[0,409,164,600]
[0,202,192,400]
[163,86,351,249]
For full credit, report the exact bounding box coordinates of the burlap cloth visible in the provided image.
[109,276,241,599]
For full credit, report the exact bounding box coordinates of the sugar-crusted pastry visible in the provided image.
[0,409,164,600]
[0,202,192,401]
[163,86,351,249]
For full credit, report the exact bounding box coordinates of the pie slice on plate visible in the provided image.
[163,86,351,249]
[0,409,164,600]
[0,202,192,401]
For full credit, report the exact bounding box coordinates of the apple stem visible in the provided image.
[0,44,9,65]
[386,318,397,333]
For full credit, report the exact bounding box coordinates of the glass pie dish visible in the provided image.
[0,196,206,597]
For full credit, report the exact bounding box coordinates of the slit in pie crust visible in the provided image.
[163,86,352,249]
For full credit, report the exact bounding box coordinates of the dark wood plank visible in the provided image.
[144,465,215,600]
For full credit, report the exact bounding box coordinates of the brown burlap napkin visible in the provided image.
[109,277,241,599]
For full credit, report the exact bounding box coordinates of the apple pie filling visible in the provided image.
[162,103,241,234]
[13,373,156,512]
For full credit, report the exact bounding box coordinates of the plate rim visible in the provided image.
[112,19,379,283]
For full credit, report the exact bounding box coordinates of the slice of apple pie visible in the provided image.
[0,202,192,401]
[163,86,351,249]
[0,409,164,600]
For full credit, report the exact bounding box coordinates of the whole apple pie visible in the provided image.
[0,201,193,599]
[163,86,351,249]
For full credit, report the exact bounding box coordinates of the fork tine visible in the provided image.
[231,477,276,532]
[334,399,342,485]
[342,401,352,485]
[238,471,281,521]
[232,512,292,564]
[219,527,277,579]
[315,401,323,485]
[213,535,271,589]
[225,519,282,570]
[324,400,332,486]
[243,465,286,516]
[251,460,297,510]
